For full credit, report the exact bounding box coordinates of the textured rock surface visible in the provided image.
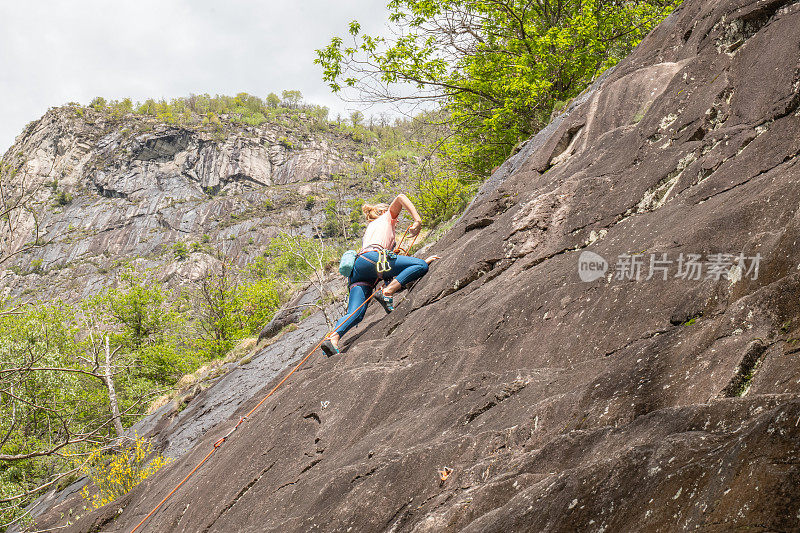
[149,281,343,460]
[38,0,800,530]
[0,108,367,300]
[22,287,336,532]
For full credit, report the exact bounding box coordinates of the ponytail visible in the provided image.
[362,203,390,221]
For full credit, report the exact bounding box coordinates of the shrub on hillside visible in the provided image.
[81,435,170,509]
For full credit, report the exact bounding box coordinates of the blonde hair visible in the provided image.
[362,203,390,221]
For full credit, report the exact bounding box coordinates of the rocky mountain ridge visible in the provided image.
[0,103,384,301]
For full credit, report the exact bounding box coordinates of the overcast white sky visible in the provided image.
[0,0,396,153]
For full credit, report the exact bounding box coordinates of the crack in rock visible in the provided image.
[720,339,770,397]
[202,460,278,531]
[464,379,529,424]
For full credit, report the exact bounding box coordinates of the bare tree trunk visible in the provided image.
[104,335,124,439]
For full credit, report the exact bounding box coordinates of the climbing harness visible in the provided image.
[340,224,420,282]
[130,291,380,533]
[343,226,421,301]
[131,226,425,533]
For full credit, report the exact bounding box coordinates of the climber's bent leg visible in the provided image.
[383,255,429,296]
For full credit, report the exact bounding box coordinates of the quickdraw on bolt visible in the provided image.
[214,417,246,448]
[376,249,392,273]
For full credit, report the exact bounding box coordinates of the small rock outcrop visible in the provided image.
[31,0,800,530]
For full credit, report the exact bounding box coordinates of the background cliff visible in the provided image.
[18,0,800,529]
[0,99,408,301]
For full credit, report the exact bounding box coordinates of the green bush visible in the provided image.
[81,435,170,509]
[90,96,107,111]
[29,258,43,273]
[172,241,189,260]
[374,155,401,179]
[54,190,73,206]
[266,92,281,107]
[323,199,341,237]
[236,280,281,334]
[412,174,475,226]
[263,233,340,282]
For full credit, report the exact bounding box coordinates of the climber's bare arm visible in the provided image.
[389,194,423,235]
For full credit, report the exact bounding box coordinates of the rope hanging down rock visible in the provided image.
[130,228,421,533]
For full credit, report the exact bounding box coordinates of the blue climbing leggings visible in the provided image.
[333,251,429,337]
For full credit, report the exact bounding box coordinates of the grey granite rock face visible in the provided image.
[0,110,359,300]
[32,0,800,530]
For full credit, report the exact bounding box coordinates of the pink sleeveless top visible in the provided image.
[361,211,397,250]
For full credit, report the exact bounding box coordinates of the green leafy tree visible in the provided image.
[173,241,189,260]
[316,0,679,178]
[266,92,281,107]
[90,269,178,349]
[193,253,281,357]
[350,110,364,127]
[323,199,343,238]
[90,96,107,111]
[412,172,474,226]
[236,280,281,334]
[262,233,339,283]
[0,304,122,525]
[85,269,192,415]
[281,89,303,108]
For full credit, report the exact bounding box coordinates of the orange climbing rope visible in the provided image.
[394,226,420,255]
[130,227,423,533]
[129,291,380,533]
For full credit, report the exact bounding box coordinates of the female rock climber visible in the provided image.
[321,194,439,356]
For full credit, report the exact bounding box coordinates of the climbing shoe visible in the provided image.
[321,339,339,357]
[375,289,394,314]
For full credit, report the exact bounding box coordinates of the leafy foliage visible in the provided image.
[0,260,283,523]
[81,91,332,132]
[189,248,291,359]
[80,435,170,509]
[0,305,106,527]
[172,241,189,261]
[258,233,341,283]
[91,270,177,348]
[412,173,475,226]
[317,0,679,178]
